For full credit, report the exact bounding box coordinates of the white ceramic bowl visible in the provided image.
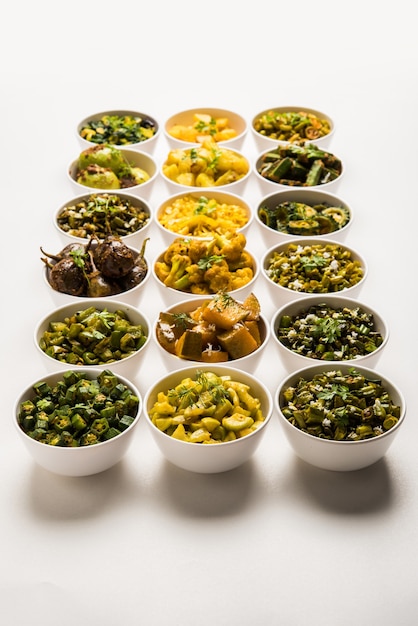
[153,294,270,370]
[251,105,335,152]
[155,189,253,243]
[160,143,251,196]
[254,144,344,196]
[255,188,353,246]
[152,240,259,305]
[270,294,389,372]
[68,148,158,200]
[143,364,273,473]
[261,237,367,305]
[76,109,160,153]
[164,107,247,150]
[53,191,152,248]
[42,239,151,307]
[34,299,151,377]
[275,363,406,471]
[14,368,142,476]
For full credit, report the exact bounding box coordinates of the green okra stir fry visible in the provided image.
[57,193,150,240]
[79,113,157,146]
[257,143,342,187]
[258,201,350,236]
[277,303,384,361]
[265,242,364,294]
[253,110,332,144]
[17,370,140,447]
[280,368,401,441]
[39,306,148,365]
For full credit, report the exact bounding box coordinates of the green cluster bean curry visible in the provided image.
[265,242,364,294]
[253,110,331,144]
[39,306,148,365]
[17,369,140,447]
[280,368,401,441]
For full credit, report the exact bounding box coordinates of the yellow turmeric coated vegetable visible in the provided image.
[158,194,249,237]
[167,113,238,144]
[162,138,249,187]
[149,371,265,443]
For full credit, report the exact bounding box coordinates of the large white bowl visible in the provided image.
[275,363,406,471]
[255,188,353,246]
[153,294,270,371]
[164,107,248,150]
[68,148,158,200]
[254,144,344,196]
[160,143,251,196]
[155,189,253,243]
[270,294,389,372]
[34,299,151,377]
[14,368,142,476]
[261,237,368,305]
[53,191,152,248]
[251,105,335,152]
[143,365,273,473]
[152,242,259,306]
[42,239,151,307]
[76,109,160,153]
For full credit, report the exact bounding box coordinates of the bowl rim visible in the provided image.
[251,105,335,138]
[76,109,160,147]
[261,236,368,295]
[34,298,151,367]
[275,362,406,447]
[155,188,254,238]
[53,190,153,243]
[14,367,142,451]
[255,187,353,239]
[143,363,273,447]
[270,293,390,364]
[152,293,270,363]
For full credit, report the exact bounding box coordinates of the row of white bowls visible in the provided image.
[75,105,335,155]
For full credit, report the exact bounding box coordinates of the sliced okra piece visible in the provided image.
[306,159,324,186]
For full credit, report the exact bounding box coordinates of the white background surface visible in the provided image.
[1,2,417,624]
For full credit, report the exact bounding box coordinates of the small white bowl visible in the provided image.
[54,191,152,248]
[251,105,335,152]
[160,143,251,196]
[14,368,142,476]
[155,190,253,243]
[76,109,160,153]
[152,240,259,305]
[254,144,344,196]
[164,107,247,150]
[255,188,353,246]
[143,364,273,473]
[42,239,151,307]
[68,148,158,200]
[270,294,389,372]
[34,299,151,377]
[153,294,270,370]
[275,363,406,471]
[261,238,367,304]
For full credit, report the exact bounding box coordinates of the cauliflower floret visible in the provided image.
[230,267,254,290]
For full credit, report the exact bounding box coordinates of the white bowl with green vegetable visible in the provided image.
[143,365,273,473]
[255,188,353,245]
[261,237,368,304]
[14,368,142,476]
[275,363,406,471]
[53,191,152,248]
[68,145,158,200]
[271,294,389,372]
[34,299,151,377]
[76,109,160,153]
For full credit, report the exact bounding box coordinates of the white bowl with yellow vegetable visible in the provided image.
[143,365,273,473]
[153,292,270,371]
[155,190,253,243]
[160,138,251,196]
[164,107,247,150]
